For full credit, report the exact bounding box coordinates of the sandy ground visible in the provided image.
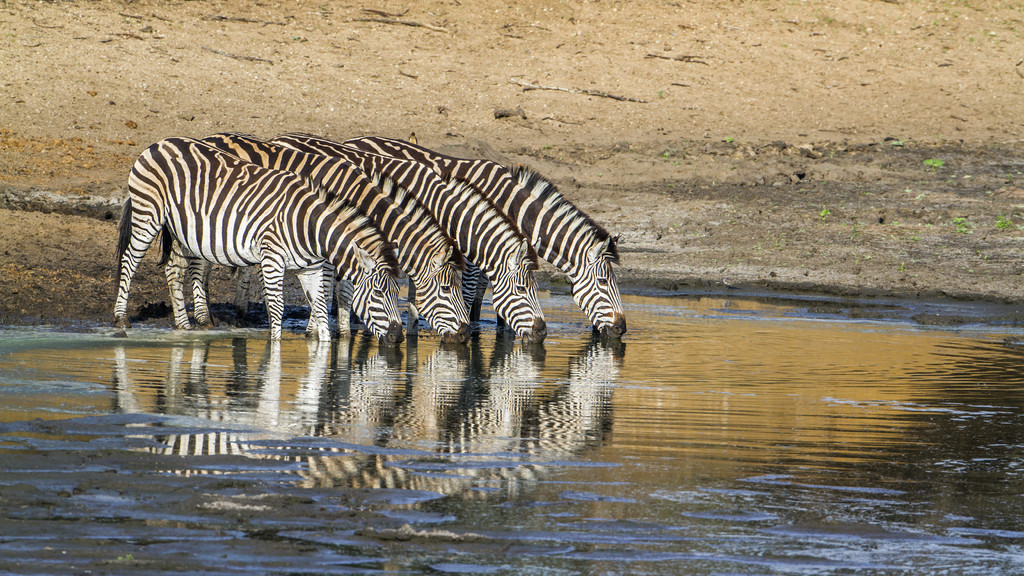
[2,0,1024,328]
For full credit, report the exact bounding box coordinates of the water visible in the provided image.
[1,293,1023,575]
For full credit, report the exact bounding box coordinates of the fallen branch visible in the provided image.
[32,19,64,29]
[510,79,648,103]
[201,45,274,64]
[352,17,449,33]
[203,14,287,26]
[645,53,709,65]
[362,8,410,18]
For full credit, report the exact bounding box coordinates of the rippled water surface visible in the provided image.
[2,294,1023,575]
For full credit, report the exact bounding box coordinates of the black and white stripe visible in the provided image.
[114,137,403,343]
[345,136,627,337]
[189,133,471,343]
[271,133,547,342]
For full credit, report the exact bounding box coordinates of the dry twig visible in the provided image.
[353,17,449,33]
[510,78,648,103]
[362,8,410,18]
[203,15,287,26]
[201,45,274,64]
[32,19,64,29]
[645,53,709,65]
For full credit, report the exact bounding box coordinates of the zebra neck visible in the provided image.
[313,207,361,280]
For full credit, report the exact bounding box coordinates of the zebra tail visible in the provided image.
[157,225,172,267]
[115,197,133,266]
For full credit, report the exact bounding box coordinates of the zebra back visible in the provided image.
[345,136,620,269]
[344,136,627,337]
[117,137,401,342]
[200,132,469,340]
[273,133,547,340]
[202,133,463,279]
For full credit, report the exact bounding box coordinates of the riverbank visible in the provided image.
[2,0,1023,329]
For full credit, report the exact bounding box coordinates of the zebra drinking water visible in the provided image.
[344,136,627,338]
[113,137,403,344]
[185,132,472,343]
[271,132,548,342]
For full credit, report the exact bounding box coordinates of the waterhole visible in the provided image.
[1,293,1022,575]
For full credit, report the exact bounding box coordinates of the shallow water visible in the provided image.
[1,293,1023,575]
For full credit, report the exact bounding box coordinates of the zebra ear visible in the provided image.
[588,237,612,263]
[431,244,452,270]
[353,246,377,274]
[408,132,418,145]
[508,239,529,268]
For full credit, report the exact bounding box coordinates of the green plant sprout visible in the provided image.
[952,217,974,234]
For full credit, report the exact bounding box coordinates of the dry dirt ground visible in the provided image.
[3,0,1024,329]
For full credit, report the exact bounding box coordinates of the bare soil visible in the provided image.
[3,0,1024,329]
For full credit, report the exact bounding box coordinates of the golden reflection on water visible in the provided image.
[1,294,1021,488]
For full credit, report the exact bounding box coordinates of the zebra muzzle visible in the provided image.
[382,321,405,345]
[441,323,471,344]
[524,317,547,342]
[601,313,627,337]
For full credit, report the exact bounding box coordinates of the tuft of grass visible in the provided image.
[924,158,946,170]
[952,217,974,234]
[819,208,831,222]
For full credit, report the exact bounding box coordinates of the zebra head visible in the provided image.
[349,244,404,346]
[569,235,627,338]
[490,239,547,342]
[415,245,472,343]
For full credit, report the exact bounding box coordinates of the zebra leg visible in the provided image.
[113,210,163,331]
[258,252,287,341]
[407,278,420,336]
[233,266,255,321]
[307,264,332,337]
[190,258,215,329]
[462,262,485,322]
[472,271,488,323]
[334,278,354,336]
[164,242,193,330]
[296,266,331,341]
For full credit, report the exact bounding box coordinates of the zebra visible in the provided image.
[113,136,404,344]
[344,135,627,338]
[270,132,548,342]
[179,132,471,343]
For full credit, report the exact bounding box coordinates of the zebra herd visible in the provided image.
[114,132,627,344]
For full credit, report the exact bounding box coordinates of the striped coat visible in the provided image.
[345,136,627,337]
[114,137,403,343]
[271,133,548,341]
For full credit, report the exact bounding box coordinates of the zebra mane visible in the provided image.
[369,170,467,272]
[305,164,357,212]
[307,177,400,276]
[375,240,401,274]
[510,164,620,264]
[449,176,540,267]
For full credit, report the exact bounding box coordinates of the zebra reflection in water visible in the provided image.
[111,334,624,495]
